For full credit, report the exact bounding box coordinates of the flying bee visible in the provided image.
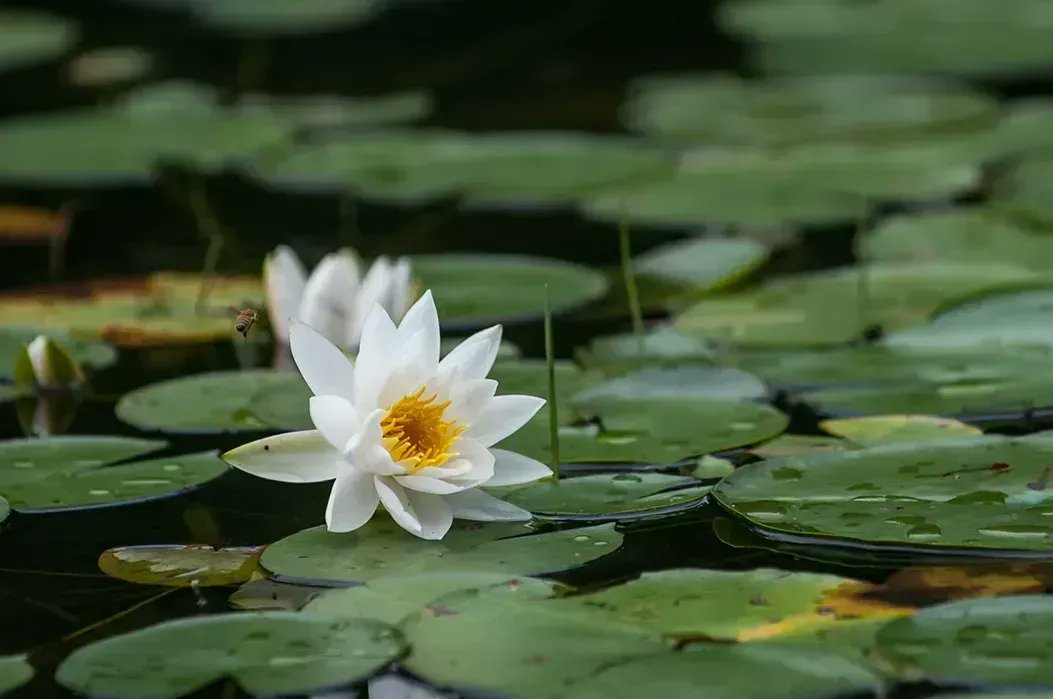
[230,307,259,339]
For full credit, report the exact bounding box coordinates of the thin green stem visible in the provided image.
[618,205,644,351]
[61,588,177,643]
[187,182,226,315]
[854,200,870,337]
[544,284,560,481]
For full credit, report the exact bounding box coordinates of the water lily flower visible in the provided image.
[263,245,414,350]
[223,290,552,540]
[13,335,84,388]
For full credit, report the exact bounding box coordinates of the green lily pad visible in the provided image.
[750,434,850,458]
[261,520,622,585]
[582,143,980,229]
[624,73,996,147]
[569,645,881,699]
[490,359,600,420]
[305,573,559,624]
[819,415,982,445]
[633,235,769,292]
[714,432,1053,553]
[498,473,710,520]
[576,327,716,375]
[68,46,153,88]
[676,263,1039,347]
[56,612,404,698]
[573,365,769,405]
[991,152,1053,226]
[98,545,262,587]
[721,0,1053,78]
[192,0,387,35]
[227,579,320,612]
[691,455,736,478]
[413,254,608,326]
[401,586,667,699]
[237,90,430,131]
[867,209,1053,274]
[0,326,115,380]
[0,10,77,73]
[116,370,303,433]
[876,595,1053,684]
[498,398,788,465]
[0,654,33,694]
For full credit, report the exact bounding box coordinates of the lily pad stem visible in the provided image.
[544,284,560,481]
[618,203,645,352]
[188,182,226,315]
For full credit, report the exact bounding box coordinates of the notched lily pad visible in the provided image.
[56,612,405,698]
[498,473,710,520]
[98,544,262,587]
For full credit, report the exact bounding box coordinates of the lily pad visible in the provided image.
[116,370,302,433]
[576,327,716,375]
[237,90,431,131]
[0,273,263,346]
[98,545,262,587]
[0,327,116,380]
[573,365,769,405]
[992,151,1053,225]
[0,654,33,694]
[721,0,1053,78]
[819,415,982,445]
[401,587,667,699]
[260,519,622,585]
[56,612,405,698]
[498,473,710,520]
[490,359,600,420]
[0,437,227,512]
[191,0,388,36]
[569,645,881,699]
[714,432,1053,553]
[305,574,559,624]
[624,72,996,147]
[412,254,608,326]
[0,10,77,73]
[675,263,1039,347]
[633,235,769,292]
[228,578,320,611]
[583,143,980,229]
[750,434,849,458]
[875,595,1053,684]
[68,46,153,88]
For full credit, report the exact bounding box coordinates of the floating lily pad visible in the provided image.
[490,359,600,420]
[691,455,736,479]
[573,365,769,405]
[305,574,559,624]
[0,10,77,73]
[991,152,1053,226]
[237,90,430,131]
[68,46,153,88]
[583,143,980,229]
[722,0,1053,78]
[401,587,667,699]
[876,595,1053,684]
[0,327,115,380]
[0,654,33,694]
[56,612,405,697]
[819,415,982,445]
[116,370,302,433]
[715,432,1053,553]
[0,273,263,345]
[576,327,716,375]
[498,473,709,520]
[413,254,608,326]
[624,73,996,147]
[0,437,226,512]
[498,398,788,465]
[676,263,1039,347]
[261,519,622,585]
[633,235,769,293]
[191,0,388,36]
[750,434,849,458]
[228,578,320,611]
[98,545,262,587]
[569,645,881,699]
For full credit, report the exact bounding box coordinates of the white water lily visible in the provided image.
[263,245,414,350]
[223,290,552,540]
[13,335,83,388]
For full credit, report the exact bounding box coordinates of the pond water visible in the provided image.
[5,1,1053,698]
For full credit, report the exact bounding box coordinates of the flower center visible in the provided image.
[381,386,465,472]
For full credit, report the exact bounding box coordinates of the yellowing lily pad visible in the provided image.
[98,544,262,587]
[819,415,982,445]
[0,204,66,242]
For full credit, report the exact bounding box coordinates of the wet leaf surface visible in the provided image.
[819,415,981,445]
[498,473,709,520]
[633,235,769,292]
[227,578,321,612]
[0,654,33,694]
[98,544,262,587]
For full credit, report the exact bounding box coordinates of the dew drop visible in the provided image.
[978,524,1051,539]
[88,489,111,496]
[11,460,33,469]
[906,523,942,540]
[772,467,802,481]
[573,535,590,543]
[161,464,181,472]
[611,474,642,484]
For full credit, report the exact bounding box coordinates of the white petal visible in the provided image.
[290,320,356,402]
[438,325,502,380]
[298,251,361,345]
[488,448,553,486]
[413,461,473,479]
[346,409,405,476]
[405,490,453,540]
[325,468,379,533]
[469,395,546,447]
[26,335,49,383]
[309,395,359,451]
[444,378,497,425]
[396,290,439,375]
[389,258,415,321]
[444,489,532,522]
[445,437,495,487]
[222,430,338,483]
[375,331,430,410]
[394,474,466,495]
[263,246,308,343]
[375,476,422,533]
[348,257,393,348]
[352,303,400,413]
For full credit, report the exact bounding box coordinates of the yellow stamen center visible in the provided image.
[381,386,465,473]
